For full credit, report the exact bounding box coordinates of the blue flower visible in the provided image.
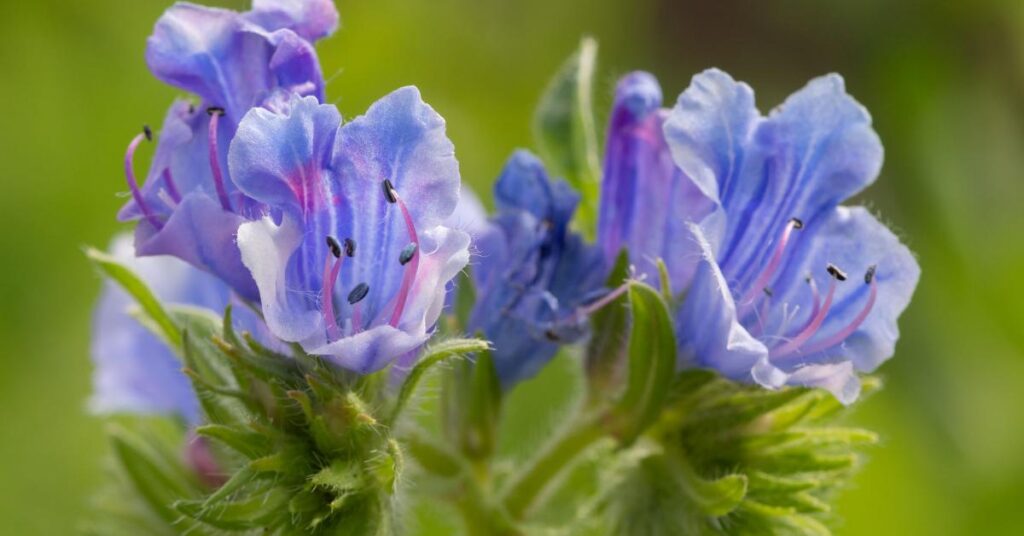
[117,0,338,300]
[90,235,269,424]
[232,91,470,374]
[600,69,920,403]
[469,150,607,385]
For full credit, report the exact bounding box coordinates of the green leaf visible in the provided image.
[107,424,200,525]
[609,283,677,445]
[388,337,489,426]
[585,249,631,400]
[533,36,601,237]
[176,486,291,530]
[85,247,180,349]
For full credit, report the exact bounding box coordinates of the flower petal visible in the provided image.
[146,3,324,122]
[135,193,259,301]
[247,0,340,41]
[237,214,322,344]
[675,223,768,380]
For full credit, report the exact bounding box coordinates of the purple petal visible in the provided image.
[247,0,340,41]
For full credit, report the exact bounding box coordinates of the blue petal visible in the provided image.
[134,193,259,301]
[494,150,578,231]
[599,71,717,292]
[91,235,225,424]
[247,0,340,41]
[675,224,768,380]
[663,68,758,214]
[146,2,324,123]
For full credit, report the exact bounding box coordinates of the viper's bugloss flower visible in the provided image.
[470,151,606,385]
[600,69,919,403]
[232,91,470,374]
[90,235,267,424]
[118,0,338,300]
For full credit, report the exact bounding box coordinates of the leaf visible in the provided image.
[388,337,490,425]
[584,249,631,400]
[85,247,180,349]
[533,36,601,237]
[107,423,199,525]
[609,283,677,445]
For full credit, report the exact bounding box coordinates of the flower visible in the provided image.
[599,69,919,403]
[90,235,267,424]
[232,91,470,374]
[117,0,339,300]
[469,150,607,385]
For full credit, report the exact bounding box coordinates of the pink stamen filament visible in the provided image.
[321,254,344,341]
[799,275,878,356]
[388,188,420,328]
[207,111,233,212]
[573,282,632,320]
[124,132,163,230]
[162,168,182,203]
[770,276,837,359]
[738,219,802,317]
[788,276,822,336]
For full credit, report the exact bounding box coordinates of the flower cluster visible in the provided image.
[88,2,921,533]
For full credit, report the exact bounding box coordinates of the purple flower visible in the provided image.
[469,150,607,385]
[600,69,919,403]
[232,91,470,374]
[118,0,339,300]
[90,235,267,424]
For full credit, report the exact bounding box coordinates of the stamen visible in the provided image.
[161,168,182,203]
[386,182,420,328]
[382,179,398,203]
[738,218,803,315]
[800,265,878,355]
[206,107,232,212]
[348,283,369,304]
[399,243,418,265]
[344,238,356,257]
[770,264,844,359]
[124,127,163,230]
[573,282,632,319]
[321,236,345,341]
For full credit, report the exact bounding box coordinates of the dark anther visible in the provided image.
[382,179,398,203]
[343,238,356,257]
[865,264,877,284]
[347,282,369,305]
[790,217,804,229]
[399,243,418,265]
[143,125,153,141]
[326,236,342,258]
[804,274,813,284]
[763,287,774,297]
[188,104,196,114]
[206,106,225,117]
[544,329,561,342]
[826,263,848,281]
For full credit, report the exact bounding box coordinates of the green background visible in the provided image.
[1,0,1022,533]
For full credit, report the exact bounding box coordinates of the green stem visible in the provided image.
[501,414,606,520]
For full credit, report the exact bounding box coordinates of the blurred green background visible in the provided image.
[1,0,1022,533]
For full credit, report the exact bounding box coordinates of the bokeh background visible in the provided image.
[1,0,1022,533]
